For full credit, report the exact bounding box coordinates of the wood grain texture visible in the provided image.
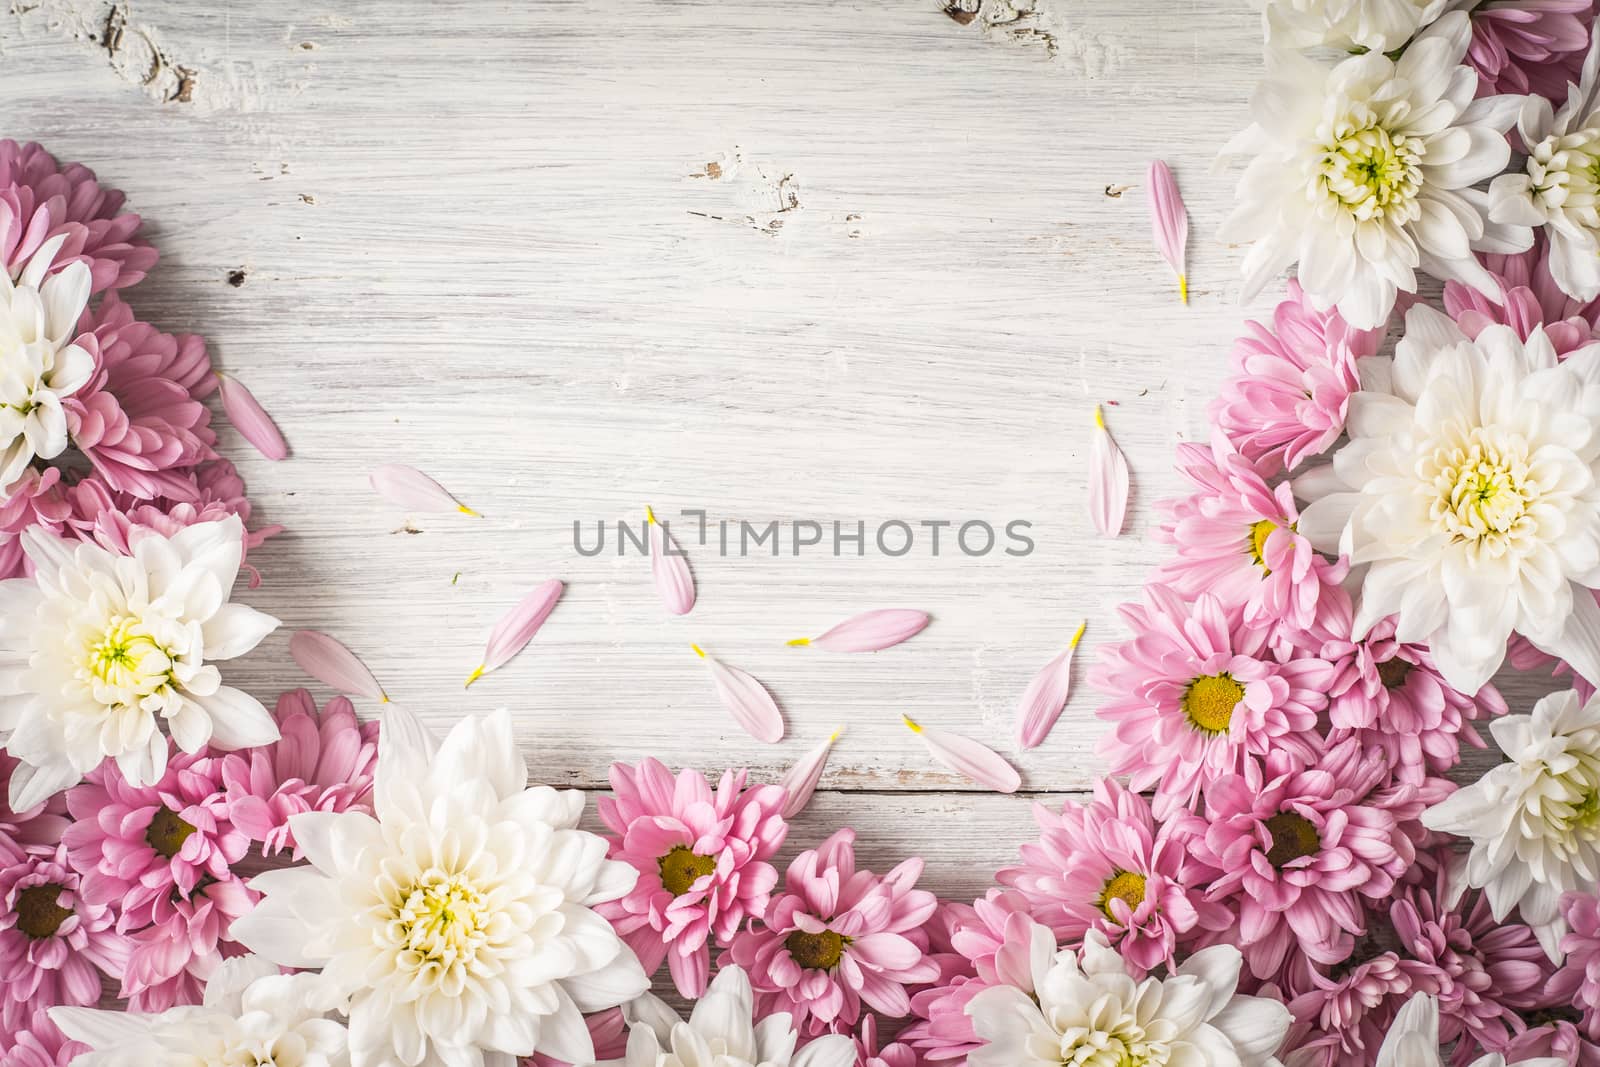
[0,0,1553,904]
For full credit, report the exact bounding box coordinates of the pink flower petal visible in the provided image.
[289,630,387,702]
[779,728,842,818]
[904,715,1020,793]
[216,374,288,460]
[694,645,784,743]
[789,609,930,653]
[1089,405,1130,538]
[647,506,695,616]
[466,579,564,686]
[1147,159,1189,304]
[1015,621,1085,750]
[369,464,480,516]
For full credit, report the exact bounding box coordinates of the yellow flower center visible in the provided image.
[1265,812,1322,867]
[1247,519,1277,574]
[1429,429,1535,547]
[391,871,490,969]
[1097,869,1148,921]
[658,845,717,897]
[1182,674,1244,736]
[15,883,71,939]
[81,615,171,697]
[1320,114,1422,222]
[145,806,197,859]
[786,928,846,970]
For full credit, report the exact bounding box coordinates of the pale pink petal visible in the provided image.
[789,608,930,652]
[905,715,1020,793]
[370,463,480,516]
[1147,159,1189,303]
[695,645,784,743]
[289,630,387,702]
[216,374,288,460]
[1089,405,1130,538]
[647,507,695,616]
[1015,621,1085,750]
[779,728,842,818]
[466,578,564,686]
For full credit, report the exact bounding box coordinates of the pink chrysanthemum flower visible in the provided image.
[1093,585,1334,818]
[1156,433,1343,631]
[1465,0,1594,100]
[0,140,156,292]
[221,689,379,858]
[902,891,1036,1063]
[595,759,787,998]
[850,1015,919,1067]
[1210,280,1383,475]
[996,777,1226,974]
[0,753,68,853]
[118,877,255,1012]
[723,828,940,1036]
[1553,892,1600,1040]
[0,841,129,1032]
[1281,950,1442,1067]
[1446,236,1600,358]
[0,1010,91,1067]
[1183,739,1409,978]
[1502,1023,1600,1067]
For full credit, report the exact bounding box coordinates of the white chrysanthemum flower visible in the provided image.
[50,954,349,1066]
[1422,689,1600,960]
[1489,26,1600,300]
[0,235,95,488]
[233,704,650,1067]
[1374,992,1566,1066]
[1220,12,1527,330]
[1254,0,1448,53]
[0,515,280,808]
[601,967,854,1067]
[963,923,1290,1067]
[1297,306,1600,695]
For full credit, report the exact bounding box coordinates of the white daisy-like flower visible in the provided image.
[1220,12,1527,330]
[50,954,349,1066]
[1296,306,1600,695]
[963,923,1290,1067]
[0,234,95,489]
[1374,992,1566,1067]
[1489,25,1600,300]
[232,704,650,1067]
[1254,0,1449,53]
[1422,689,1600,960]
[601,966,854,1067]
[0,515,280,809]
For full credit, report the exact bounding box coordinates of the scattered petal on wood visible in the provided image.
[904,715,1020,793]
[693,644,784,743]
[647,506,695,616]
[779,728,842,818]
[1089,405,1130,538]
[466,579,564,687]
[370,464,480,517]
[289,630,387,702]
[1147,159,1189,304]
[216,374,289,460]
[1016,621,1086,750]
[788,609,930,652]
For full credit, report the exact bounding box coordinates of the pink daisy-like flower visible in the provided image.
[0,841,129,1032]
[1552,891,1600,1040]
[1446,235,1600,359]
[118,876,256,1012]
[0,1010,91,1067]
[220,689,379,858]
[0,753,68,853]
[723,828,940,1036]
[1183,738,1410,978]
[1281,950,1443,1067]
[1502,1023,1600,1067]
[902,891,1037,1063]
[595,759,787,998]
[1464,0,1594,101]
[1210,279,1384,475]
[0,139,157,292]
[1093,585,1333,818]
[996,777,1226,974]
[849,1015,919,1067]
[1155,432,1343,632]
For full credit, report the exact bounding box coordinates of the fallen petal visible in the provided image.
[370,464,480,517]
[905,715,1020,793]
[217,374,289,460]
[779,728,842,818]
[289,630,387,702]
[1016,621,1086,750]
[647,506,695,616]
[1089,405,1130,538]
[694,644,784,743]
[789,608,930,652]
[1147,159,1189,304]
[467,579,564,686]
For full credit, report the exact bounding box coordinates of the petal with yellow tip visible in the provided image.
[905,715,1020,793]
[1015,621,1086,749]
[369,463,480,517]
[695,647,784,743]
[779,729,842,818]
[647,507,695,616]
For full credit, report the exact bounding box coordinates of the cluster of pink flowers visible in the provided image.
[0,691,377,1061]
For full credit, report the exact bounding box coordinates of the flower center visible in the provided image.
[1265,812,1322,867]
[1527,128,1600,206]
[658,845,716,896]
[1097,869,1147,921]
[1377,657,1413,690]
[14,883,71,939]
[1319,114,1422,222]
[1246,519,1278,574]
[145,806,197,858]
[785,928,846,970]
[80,614,172,698]
[392,871,491,970]
[1181,674,1244,736]
[1429,429,1535,547]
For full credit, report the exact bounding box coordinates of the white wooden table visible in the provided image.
[2,0,1538,908]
